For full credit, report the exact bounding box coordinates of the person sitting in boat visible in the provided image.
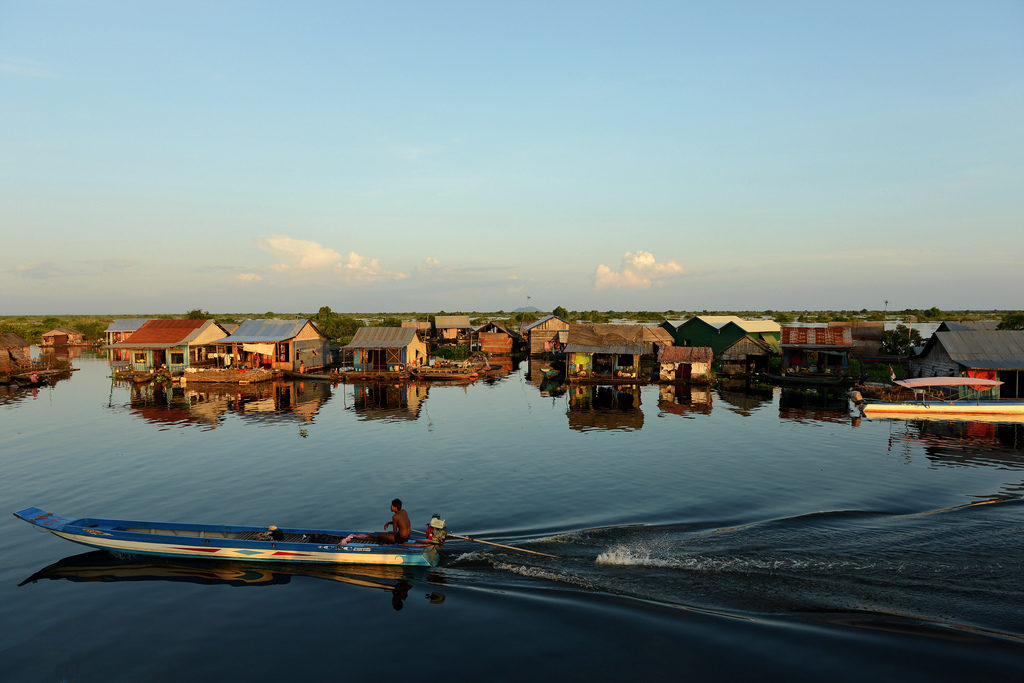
[377,498,411,544]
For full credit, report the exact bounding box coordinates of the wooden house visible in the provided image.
[718,336,774,376]
[217,319,329,372]
[342,327,427,373]
[668,316,780,357]
[909,330,1024,398]
[565,324,642,382]
[780,326,854,374]
[401,321,432,340]
[433,316,473,343]
[1,333,31,372]
[521,315,570,355]
[658,346,713,382]
[113,319,229,375]
[41,327,86,346]
[473,321,519,354]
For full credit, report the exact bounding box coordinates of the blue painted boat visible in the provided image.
[14,507,447,567]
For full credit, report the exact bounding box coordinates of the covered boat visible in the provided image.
[857,378,1024,419]
[14,507,449,567]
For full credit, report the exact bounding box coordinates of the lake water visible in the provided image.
[2,351,1023,681]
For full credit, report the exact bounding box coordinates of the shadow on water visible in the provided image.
[19,550,445,612]
[443,497,1024,645]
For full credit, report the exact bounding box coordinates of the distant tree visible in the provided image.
[379,316,402,327]
[185,309,209,319]
[997,312,1024,330]
[514,311,539,323]
[552,305,569,320]
[923,306,943,320]
[773,311,793,324]
[880,325,923,356]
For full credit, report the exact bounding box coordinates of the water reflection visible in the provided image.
[657,384,712,418]
[887,420,1024,470]
[567,384,643,431]
[117,379,333,429]
[349,382,430,422]
[777,387,857,426]
[19,550,441,612]
[716,379,773,417]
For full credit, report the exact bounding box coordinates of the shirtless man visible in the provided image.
[377,498,411,544]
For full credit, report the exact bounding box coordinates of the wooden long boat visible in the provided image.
[14,507,445,567]
[857,378,1024,419]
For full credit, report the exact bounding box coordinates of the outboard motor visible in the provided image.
[425,514,449,545]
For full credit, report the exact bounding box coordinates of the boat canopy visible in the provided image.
[895,377,1003,389]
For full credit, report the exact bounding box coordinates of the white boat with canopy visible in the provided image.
[857,377,1024,419]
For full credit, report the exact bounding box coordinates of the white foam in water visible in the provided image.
[596,543,873,573]
[492,561,599,590]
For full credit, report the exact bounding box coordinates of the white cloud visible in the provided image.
[594,251,684,290]
[423,257,441,268]
[338,252,408,283]
[235,273,263,282]
[258,236,342,270]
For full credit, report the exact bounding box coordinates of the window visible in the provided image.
[134,352,146,363]
[170,353,185,365]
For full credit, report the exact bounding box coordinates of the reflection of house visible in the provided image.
[1,333,31,372]
[521,315,570,355]
[473,321,518,354]
[658,384,712,417]
[910,330,1024,399]
[343,327,427,372]
[666,316,781,357]
[565,325,641,381]
[658,346,712,382]
[217,319,329,372]
[41,327,86,346]
[718,337,774,376]
[114,319,229,375]
[567,385,644,431]
[350,383,429,421]
[434,316,472,343]
[780,327,854,374]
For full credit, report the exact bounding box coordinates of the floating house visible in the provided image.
[433,316,473,343]
[104,319,156,362]
[565,325,642,382]
[909,330,1024,398]
[41,327,86,346]
[666,316,781,357]
[1,333,31,372]
[658,346,713,382]
[401,321,432,340]
[114,319,229,375]
[342,327,427,374]
[522,315,570,355]
[217,319,329,372]
[780,326,854,374]
[473,320,519,354]
[718,336,775,376]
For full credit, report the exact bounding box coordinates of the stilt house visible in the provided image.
[343,327,427,373]
[114,319,229,375]
[909,330,1024,398]
[217,319,329,372]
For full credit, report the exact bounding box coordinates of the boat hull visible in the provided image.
[14,508,440,567]
[862,400,1024,419]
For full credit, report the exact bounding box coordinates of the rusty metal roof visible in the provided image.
[566,325,642,354]
[659,346,713,363]
[1,332,30,349]
[344,327,419,349]
[781,327,853,348]
[122,319,210,345]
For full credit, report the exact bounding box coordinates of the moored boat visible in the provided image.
[14,507,449,567]
[855,377,1024,419]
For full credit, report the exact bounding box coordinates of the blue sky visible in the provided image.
[2,1,1021,314]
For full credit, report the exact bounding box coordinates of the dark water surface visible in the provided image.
[2,352,1022,681]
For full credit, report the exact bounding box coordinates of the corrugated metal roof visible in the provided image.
[732,320,781,334]
[434,315,471,329]
[105,319,156,332]
[566,325,643,354]
[219,319,311,343]
[659,346,713,363]
[522,315,567,332]
[693,316,742,329]
[122,319,209,344]
[344,327,418,349]
[781,327,854,347]
[934,330,1024,370]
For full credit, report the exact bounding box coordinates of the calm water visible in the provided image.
[2,351,1022,681]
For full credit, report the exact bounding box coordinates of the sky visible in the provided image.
[2,1,1022,314]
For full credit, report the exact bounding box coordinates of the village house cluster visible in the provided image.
[2,314,1020,399]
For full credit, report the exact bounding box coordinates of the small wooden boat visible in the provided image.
[14,507,447,567]
[410,365,479,381]
[856,377,1024,419]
